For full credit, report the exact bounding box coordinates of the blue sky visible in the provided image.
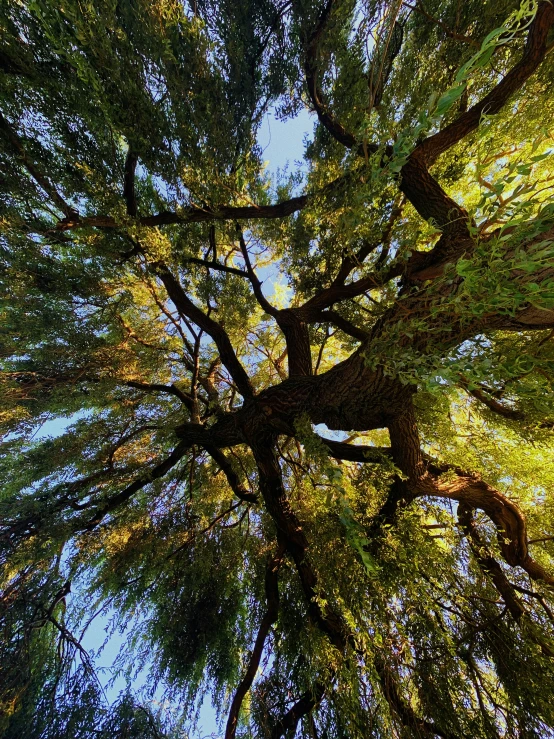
[258,106,313,177]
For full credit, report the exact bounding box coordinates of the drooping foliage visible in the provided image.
[2,0,554,737]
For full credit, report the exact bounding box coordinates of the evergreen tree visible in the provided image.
[2,0,554,736]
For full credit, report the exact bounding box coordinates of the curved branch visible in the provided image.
[237,227,279,317]
[458,379,524,421]
[155,264,254,399]
[425,472,554,586]
[304,0,358,150]
[458,503,554,656]
[124,380,194,409]
[417,1,554,167]
[271,682,325,739]
[205,444,258,503]
[0,112,76,218]
[458,502,526,621]
[225,542,286,739]
[388,404,554,586]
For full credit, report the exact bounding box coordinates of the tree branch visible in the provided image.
[249,431,348,649]
[271,682,326,739]
[123,149,138,217]
[458,378,524,421]
[237,227,279,316]
[225,542,286,739]
[316,310,369,340]
[124,380,194,409]
[0,112,77,218]
[83,439,191,529]
[55,194,310,231]
[205,444,258,503]
[417,1,554,167]
[457,502,526,621]
[318,436,391,462]
[155,263,254,399]
[304,0,358,150]
[387,403,554,586]
[185,257,249,278]
[375,655,455,738]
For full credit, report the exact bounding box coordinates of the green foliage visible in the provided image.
[2,0,554,737]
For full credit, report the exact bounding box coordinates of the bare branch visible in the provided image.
[317,435,391,462]
[185,257,249,278]
[124,380,194,410]
[155,264,254,399]
[56,194,310,231]
[205,444,258,503]
[237,227,279,316]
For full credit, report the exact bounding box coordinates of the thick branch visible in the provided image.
[155,264,254,399]
[56,194,309,231]
[417,2,554,167]
[271,683,326,739]
[387,402,554,586]
[398,3,554,277]
[276,309,313,376]
[249,432,348,650]
[429,473,554,586]
[302,272,382,313]
[174,416,245,448]
[205,445,258,503]
[318,436,391,463]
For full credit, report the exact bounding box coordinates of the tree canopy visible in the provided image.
[2,0,554,736]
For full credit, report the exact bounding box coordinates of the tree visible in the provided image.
[1,0,554,735]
